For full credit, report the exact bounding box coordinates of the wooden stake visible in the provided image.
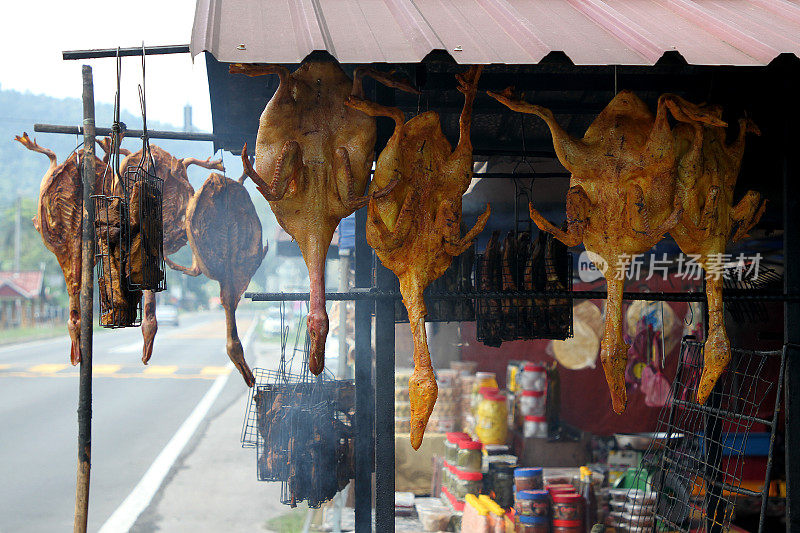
[74,64,96,533]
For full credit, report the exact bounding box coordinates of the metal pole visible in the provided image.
[353,206,374,533]
[374,260,396,533]
[74,65,96,533]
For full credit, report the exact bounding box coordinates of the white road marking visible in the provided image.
[98,319,257,533]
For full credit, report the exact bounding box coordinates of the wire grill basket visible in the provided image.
[617,337,784,533]
[476,231,572,346]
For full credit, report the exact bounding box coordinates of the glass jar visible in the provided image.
[453,468,483,500]
[457,439,483,471]
[445,432,468,464]
[523,415,547,438]
[519,390,545,417]
[551,492,583,522]
[476,393,508,445]
[520,364,546,391]
[489,463,515,509]
[514,467,543,492]
[517,514,549,533]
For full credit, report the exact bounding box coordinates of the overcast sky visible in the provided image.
[1,1,213,131]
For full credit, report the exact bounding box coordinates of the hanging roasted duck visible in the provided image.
[487,88,724,413]
[166,172,267,386]
[347,66,490,449]
[15,133,115,364]
[230,60,418,375]
[671,107,765,404]
[121,146,224,363]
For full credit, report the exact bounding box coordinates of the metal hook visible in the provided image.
[684,301,695,326]
[660,302,666,369]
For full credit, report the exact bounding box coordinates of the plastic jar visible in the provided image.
[523,415,547,438]
[457,439,483,471]
[520,364,546,391]
[517,514,549,533]
[453,468,483,500]
[551,492,583,522]
[519,390,546,417]
[552,519,582,532]
[515,489,549,517]
[476,393,508,445]
[514,467,543,491]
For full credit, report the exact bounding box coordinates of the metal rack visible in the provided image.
[621,337,785,533]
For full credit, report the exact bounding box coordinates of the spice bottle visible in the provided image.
[580,466,597,530]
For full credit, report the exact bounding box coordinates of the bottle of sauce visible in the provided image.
[580,466,598,531]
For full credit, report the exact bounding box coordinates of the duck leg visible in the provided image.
[601,273,630,414]
[141,290,157,364]
[529,185,590,247]
[241,140,302,201]
[400,275,436,450]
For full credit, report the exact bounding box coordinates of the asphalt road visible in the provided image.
[0,310,256,533]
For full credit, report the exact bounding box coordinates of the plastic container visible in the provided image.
[514,467,543,491]
[552,518,582,532]
[517,514,549,533]
[453,468,483,500]
[476,393,508,445]
[457,439,483,471]
[520,364,546,391]
[552,492,583,522]
[523,415,548,438]
[515,489,549,517]
[519,390,546,417]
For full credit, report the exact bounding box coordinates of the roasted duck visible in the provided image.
[347,66,490,449]
[230,60,417,375]
[15,133,112,364]
[167,173,267,386]
[121,146,224,363]
[671,108,765,404]
[488,89,723,413]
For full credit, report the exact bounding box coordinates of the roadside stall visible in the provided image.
[28,1,800,531]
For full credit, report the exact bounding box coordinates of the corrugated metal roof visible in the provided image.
[191,0,800,66]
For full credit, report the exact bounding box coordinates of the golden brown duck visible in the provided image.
[672,108,765,404]
[487,89,724,413]
[15,133,113,364]
[347,66,490,449]
[121,146,224,363]
[167,173,267,386]
[230,59,417,375]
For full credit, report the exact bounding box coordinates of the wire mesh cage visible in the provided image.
[242,304,355,509]
[476,231,573,346]
[616,337,784,533]
[122,146,165,292]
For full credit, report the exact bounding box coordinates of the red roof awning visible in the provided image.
[191,0,800,66]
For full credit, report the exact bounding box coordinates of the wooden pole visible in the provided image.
[74,64,96,533]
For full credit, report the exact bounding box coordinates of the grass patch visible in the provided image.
[264,507,308,533]
[0,322,108,346]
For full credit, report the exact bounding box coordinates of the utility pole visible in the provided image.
[14,196,21,272]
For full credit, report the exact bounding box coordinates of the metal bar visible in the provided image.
[374,261,395,532]
[671,398,774,427]
[74,64,96,533]
[34,124,215,142]
[245,289,800,302]
[758,345,787,533]
[62,44,190,60]
[784,105,800,533]
[353,206,373,533]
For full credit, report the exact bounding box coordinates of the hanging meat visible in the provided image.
[487,88,724,413]
[15,133,113,364]
[230,60,418,375]
[347,66,490,449]
[671,108,765,404]
[166,173,267,386]
[121,146,224,363]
